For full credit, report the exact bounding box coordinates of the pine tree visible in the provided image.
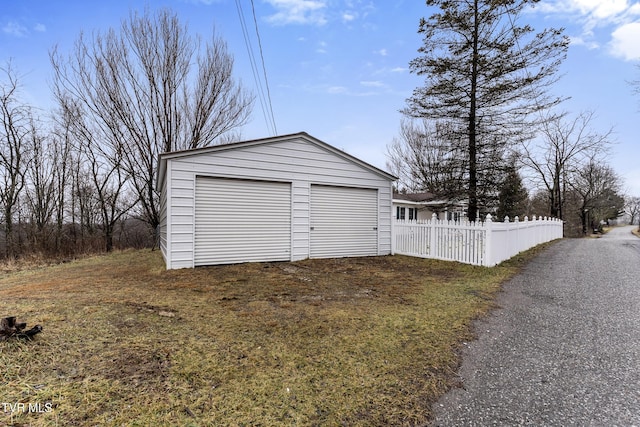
[496,162,529,221]
[404,0,568,221]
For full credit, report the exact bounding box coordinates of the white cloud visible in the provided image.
[569,35,600,49]
[328,86,348,94]
[537,0,629,19]
[342,11,356,22]
[315,81,389,97]
[264,0,376,26]
[3,21,28,37]
[609,21,640,60]
[572,0,629,19]
[537,0,640,60]
[374,48,388,56]
[316,40,328,53]
[34,23,46,32]
[360,80,384,87]
[371,66,408,76]
[186,0,224,4]
[264,0,328,26]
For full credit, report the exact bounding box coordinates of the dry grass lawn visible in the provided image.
[0,247,547,426]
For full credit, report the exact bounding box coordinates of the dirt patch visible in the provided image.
[104,345,171,388]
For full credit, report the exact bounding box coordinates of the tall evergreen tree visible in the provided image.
[404,0,569,221]
[496,161,529,221]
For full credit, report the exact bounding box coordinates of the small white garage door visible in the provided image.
[194,177,291,266]
[310,185,378,258]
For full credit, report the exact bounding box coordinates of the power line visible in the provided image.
[235,0,277,136]
[250,0,277,135]
[235,0,270,133]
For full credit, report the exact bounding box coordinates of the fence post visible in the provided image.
[430,212,437,258]
[504,216,511,262]
[391,215,396,255]
[484,214,493,266]
[514,216,520,255]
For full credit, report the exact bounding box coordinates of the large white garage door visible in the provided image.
[310,185,378,258]
[194,177,291,266]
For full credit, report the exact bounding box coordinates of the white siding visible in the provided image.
[310,185,378,258]
[167,169,195,269]
[159,168,168,261]
[292,181,310,260]
[378,183,394,252]
[161,134,394,268]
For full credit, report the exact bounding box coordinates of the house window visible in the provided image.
[397,207,417,220]
[446,210,462,222]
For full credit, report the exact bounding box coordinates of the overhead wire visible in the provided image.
[235,0,270,133]
[235,0,277,136]
[250,0,277,135]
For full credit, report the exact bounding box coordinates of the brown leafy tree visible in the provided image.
[404,0,569,221]
[50,8,253,231]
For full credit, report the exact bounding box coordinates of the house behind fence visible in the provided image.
[393,213,563,266]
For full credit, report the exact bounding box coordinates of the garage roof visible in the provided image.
[156,132,397,190]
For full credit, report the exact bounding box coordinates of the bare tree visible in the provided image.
[84,135,135,252]
[0,63,32,258]
[388,117,515,216]
[625,196,640,225]
[632,62,640,103]
[569,160,624,234]
[521,110,613,220]
[61,99,135,252]
[387,119,467,197]
[49,102,76,253]
[50,8,253,231]
[73,168,101,250]
[24,117,57,253]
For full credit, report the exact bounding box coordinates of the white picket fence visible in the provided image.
[392,214,563,266]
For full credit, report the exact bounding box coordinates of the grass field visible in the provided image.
[0,247,547,426]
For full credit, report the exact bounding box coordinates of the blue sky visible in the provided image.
[2,0,639,196]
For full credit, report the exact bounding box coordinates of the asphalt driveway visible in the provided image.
[432,226,640,426]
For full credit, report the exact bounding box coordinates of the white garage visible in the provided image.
[157,132,396,269]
